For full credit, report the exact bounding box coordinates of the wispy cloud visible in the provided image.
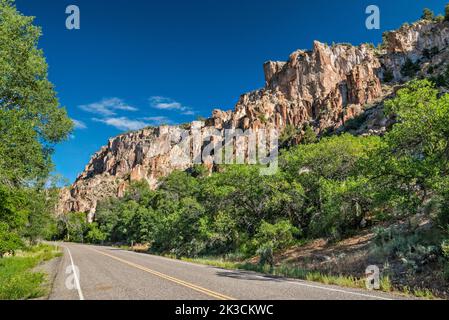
[79,98,138,116]
[92,117,149,131]
[149,96,195,115]
[72,119,87,130]
[141,116,172,125]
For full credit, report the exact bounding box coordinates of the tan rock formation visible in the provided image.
[58,20,449,217]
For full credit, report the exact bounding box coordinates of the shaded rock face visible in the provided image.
[381,21,449,81]
[58,20,449,217]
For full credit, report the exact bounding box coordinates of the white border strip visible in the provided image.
[66,247,85,300]
[287,280,393,300]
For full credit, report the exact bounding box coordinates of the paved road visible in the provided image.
[49,243,404,300]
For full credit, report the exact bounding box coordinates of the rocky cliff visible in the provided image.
[58,20,449,218]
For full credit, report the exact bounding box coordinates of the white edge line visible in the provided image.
[65,246,85,301]
[286,280,393,300]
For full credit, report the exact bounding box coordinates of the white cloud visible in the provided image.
[149,96,195,115]
[79,98,138,116]
[72,119,87,129]
[92,117,149,131]
[141,116,172,125]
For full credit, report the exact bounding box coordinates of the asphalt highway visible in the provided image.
[48,243,404,300]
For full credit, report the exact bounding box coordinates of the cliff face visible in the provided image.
[59,20,449,218]
[381,20,449,81]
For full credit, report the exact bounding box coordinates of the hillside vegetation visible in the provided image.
[0,0,72,298]
[56,80,449,296]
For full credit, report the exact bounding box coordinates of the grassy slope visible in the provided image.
[0,244,61,300]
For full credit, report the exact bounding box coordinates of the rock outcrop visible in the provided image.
[58,20,449,217]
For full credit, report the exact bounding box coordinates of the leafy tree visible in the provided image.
[0,0,73,184]
[0,0,73,251]
[57,212,88,242]
[86,223,107,244]
[379,80,449,218]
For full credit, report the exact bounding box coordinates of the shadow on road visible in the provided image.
[214,270,285,282]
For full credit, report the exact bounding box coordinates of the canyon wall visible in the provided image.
[58,20,449,218]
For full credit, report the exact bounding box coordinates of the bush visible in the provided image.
[253,220,300,253]
[401,58,420,78]
[257,244,274,267]
[85,223,106,244]
[421,8,434,21]
[372,226,441,273]
[383,69,394,82]
[0,222,23,258]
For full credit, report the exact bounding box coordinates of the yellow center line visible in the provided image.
[86,247,236,301]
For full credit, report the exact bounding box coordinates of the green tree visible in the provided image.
[57,213,88,242]
[0,0,73,250]
[86,223,107,244]
[421,8,434,21]
[0,0,73,184]
[354,80,449,229]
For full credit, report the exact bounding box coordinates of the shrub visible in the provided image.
[0,222,23,258]
[401,58,420,78]
[383,69,394,82]
[253,220,300,253]
[257,244,274,267]
[85,223,106,244]
[421,8,434,21]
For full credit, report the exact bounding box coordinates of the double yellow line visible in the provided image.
[88,247,235,300]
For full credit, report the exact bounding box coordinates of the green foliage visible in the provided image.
[0,0,72,184]
[256,245,274,267]
[383,69,394,83]
[401,58,420,78]
[56,212,88,242]
[446,3,449,21]
[421,8,434,21]
[302,125,318,144]
[253,220,300,252]
[371,226,441,273]
[344,113,368,131]
[0,244,60,299]
[85,223,106,244]
[79,79,449,284]
[429,65,449,87]
[435,14,445,23]
[0,0,73,253]
[0,222,23,258]
[384,80,449,203]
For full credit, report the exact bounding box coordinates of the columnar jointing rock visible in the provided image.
[59,20,449,217]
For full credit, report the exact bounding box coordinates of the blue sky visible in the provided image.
[14,0,448,183]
